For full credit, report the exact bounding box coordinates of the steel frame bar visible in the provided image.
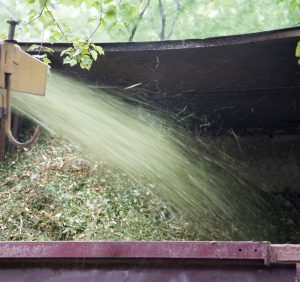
[0,241,298,264]
[0,242,299,282]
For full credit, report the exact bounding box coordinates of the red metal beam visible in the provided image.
[270,243,300,282]
[0,241,267,260]
[0,242,299,282]
[1,241,300,265]
[270,244,300,263]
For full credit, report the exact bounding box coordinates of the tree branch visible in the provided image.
[45,5,69,42]
[128,0,150,42]
[158,0,166,41]
[89,3,104,40]
[89,18,103,40]
[17,0,48,30]
[167,0,180,39]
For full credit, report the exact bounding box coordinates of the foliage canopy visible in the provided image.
[0,0,298,42]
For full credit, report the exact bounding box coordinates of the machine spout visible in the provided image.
[0,20,48,157]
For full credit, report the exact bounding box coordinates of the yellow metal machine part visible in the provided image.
[0,21,48,159]
[0,42,47,95]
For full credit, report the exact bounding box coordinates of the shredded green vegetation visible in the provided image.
[7,72,300,242]
[0,134,200,241]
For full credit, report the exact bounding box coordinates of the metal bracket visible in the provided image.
[6,19,21,42]
[269,244,300,282]
[296,263,300,282]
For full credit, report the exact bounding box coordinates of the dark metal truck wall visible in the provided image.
[21,26,300,133]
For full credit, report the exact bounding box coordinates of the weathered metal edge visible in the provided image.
[0,241,268,260]
[19,26,300,52]
[270,244,300,263]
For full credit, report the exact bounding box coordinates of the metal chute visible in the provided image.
[0,20,47,157]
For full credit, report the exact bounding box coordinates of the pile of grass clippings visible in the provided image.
[0,132,199,241]
[10,73,300,243]
[11,73,274,241]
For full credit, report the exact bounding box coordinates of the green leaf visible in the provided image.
[80,55,93,70]
[63,56,72,65]
[49,29,63,42]
[61,48,72,57]
[290,0,298,10]
[28,10,38,21]
[28,44,40,52]
[39,11,54,28]
[70,59,78,66]
[94,45,104,55]
[105,5,117,18]
[25,0,36,3]
[90,50,98,61]
[78,39,87,45]
[43,56,51,65]
[38,0,47,8]
[296,41,300,57]
[74,48,82,56]
[60,23,72,34]
[43,47,54,54]
[93,0,102,8]
[87,16,98,23]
